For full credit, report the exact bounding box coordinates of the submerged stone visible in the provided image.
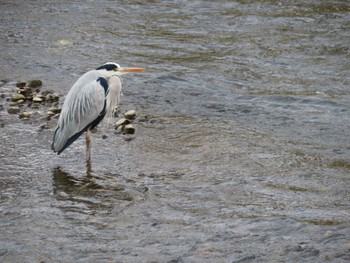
[45,93,60,102]
[16,81,26,88]
[28,80,42,87]
[7,106,20,114]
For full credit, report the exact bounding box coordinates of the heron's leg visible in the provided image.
[86,129,92,162]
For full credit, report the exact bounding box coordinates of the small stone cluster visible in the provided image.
[6,79,61,120]
[114,110,136,135]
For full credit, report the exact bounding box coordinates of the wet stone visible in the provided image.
[45,93,60,102]
[16,81,26,88]
[28,79,42,87]
[48,107,61,114]
[114,118,130,128]
[115,125,123,134]
[19,111,32,119]
[32,96,43,103]
[7,106,20,114]
[11,93,25,102]
[123,124,135,134]
[47,111,56,117]
[124,109,136,120]
[40,124,49,129]
[30,103,39,109]
[18,88,33,98]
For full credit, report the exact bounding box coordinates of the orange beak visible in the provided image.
[119,67,144,73]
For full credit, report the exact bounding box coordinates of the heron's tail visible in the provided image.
[53,125,89,155]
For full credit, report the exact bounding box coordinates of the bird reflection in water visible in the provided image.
[51,166,140,213]
[52,166,103,200]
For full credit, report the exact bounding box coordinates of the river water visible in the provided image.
[1,1,350,262]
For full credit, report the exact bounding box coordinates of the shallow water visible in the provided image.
[1,1,350,262]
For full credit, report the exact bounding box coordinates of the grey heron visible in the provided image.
[52,62,144,162]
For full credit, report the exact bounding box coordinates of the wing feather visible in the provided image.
[52,71,107,153]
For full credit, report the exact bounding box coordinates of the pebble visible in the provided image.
[47,111,56,117]
[31,104,40,109]
[40,124,49,129]
[16,81,26,88]
[7,106,20,114]
[19,111,31,119]
[48,107,61,114]
[123,124,135,134]
[45,93,60,102]
[115,125,123,134]
[114,118,130,128]
[28,80,42,87]
[124,110,136,120]
[11,93,25,102]
[32,96,43,102]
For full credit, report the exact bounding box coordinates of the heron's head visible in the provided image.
[96,62,144,77]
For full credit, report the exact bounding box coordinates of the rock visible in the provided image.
[46,93,59,102]
[32,96,43,102]
[47,111,56,117]
[115,125,123,134]
[19,111,32,119]
[31,103,40,109]
[11,93,25,102]
[48,107,61,114]
[16,99,25,104]
[124,110,136,120]
[114,118,130,129]
[28,80,42,87]
[16,81,26,88]
[123,124,135,134]
[18,87,33,98]
[7,106,20,114]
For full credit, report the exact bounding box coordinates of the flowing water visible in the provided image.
[1,1,350,262]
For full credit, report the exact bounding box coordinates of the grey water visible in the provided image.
[1,1,349,262]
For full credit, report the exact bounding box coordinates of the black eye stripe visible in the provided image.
[96,64,119,71]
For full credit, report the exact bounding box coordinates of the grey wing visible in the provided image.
[52,76,107,154]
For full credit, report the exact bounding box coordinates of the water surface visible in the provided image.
[1,1,349,262]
